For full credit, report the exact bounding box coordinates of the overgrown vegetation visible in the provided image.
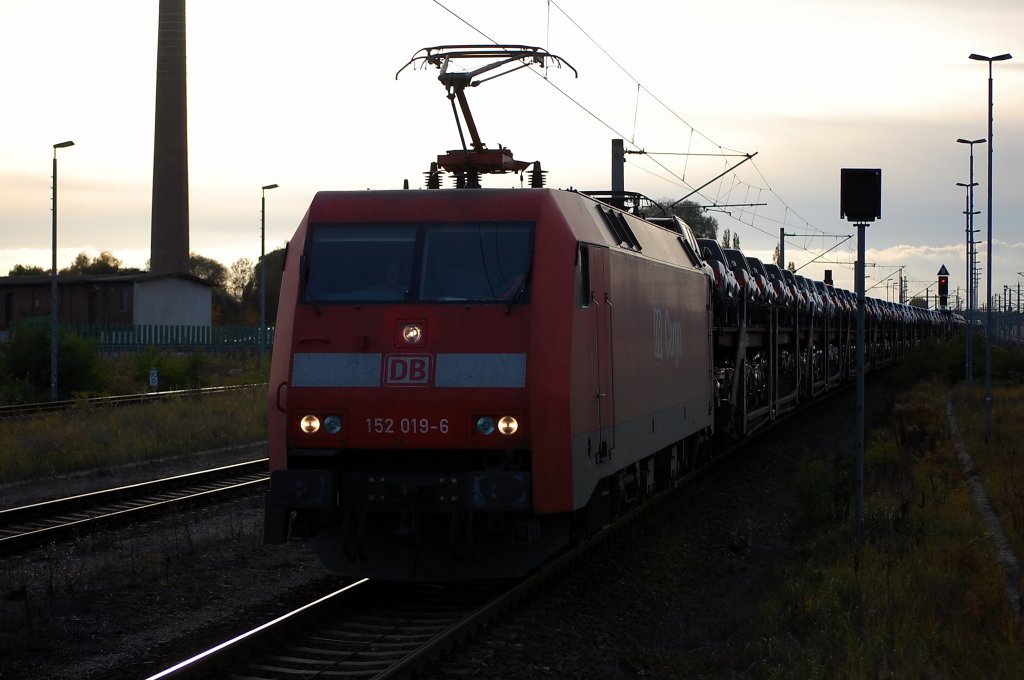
[0,319,264,404]
[954,383,1024,572]
[0,346,266,483]
[0,318,109,403]
[0,387,267,484]
[0,311,268,479]
[888,331,1024,387]
[733,338,1024,678]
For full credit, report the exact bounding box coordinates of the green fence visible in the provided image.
[67,324,275,351]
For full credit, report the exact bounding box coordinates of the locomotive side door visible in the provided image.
[585,244,615,463]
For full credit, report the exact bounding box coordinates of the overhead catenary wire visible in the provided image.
[432,0,851,271]
[542,2,851,266]
[431,0,735,207]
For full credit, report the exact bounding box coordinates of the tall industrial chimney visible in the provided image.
[150,0,189,274]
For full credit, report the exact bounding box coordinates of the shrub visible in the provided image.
[0,318,108,402]
[131,346,210,391]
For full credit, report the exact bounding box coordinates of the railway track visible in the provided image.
[144,577,530,680]
[0,459,269,555]
[0,383,266,420]
[143,437,739,680]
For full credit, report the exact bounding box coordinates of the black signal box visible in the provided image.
[841,168,882,222]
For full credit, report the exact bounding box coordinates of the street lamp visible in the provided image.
[51,140,74,402]
[1018,274,1023,341]
[957,137,985,387]
[969,52,1012,441]
[259,183,279,374]
[1006,285,1012,338]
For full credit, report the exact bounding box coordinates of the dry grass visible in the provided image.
[0,387,267,484]
[954,383,1024,598]
[735,359,1024,678]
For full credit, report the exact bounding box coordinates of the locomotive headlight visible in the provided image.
[497,416,519,435]
[476,416,496,436]
[300,414,320,434]
[323,415,342,435]
[401,323,423,344]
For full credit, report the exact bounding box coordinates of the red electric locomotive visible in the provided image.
[264,185,715,579]
[264,46,715,580]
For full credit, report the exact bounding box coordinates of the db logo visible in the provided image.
[384,354,432,385]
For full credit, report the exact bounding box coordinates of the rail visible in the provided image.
[0,383,266,419]
[0,459,269,554]
[144,577,530,679]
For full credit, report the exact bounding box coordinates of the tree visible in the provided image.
[188,252,227,286]
[787,261,796,272]
[670,200,718,240]
[63,252,91,274]
[908,297,928,308]
[90,250,122,273]
[92,250,122,272]
[0,317,107,402]
[59,250,123,275]
[227,258,254,302]
[643,199,718,239]
[186,253,234,323]
[8,264,46,276]
[242,247,287,326]
[718,229,740,249]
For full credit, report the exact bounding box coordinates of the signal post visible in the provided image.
[841,167,882,552]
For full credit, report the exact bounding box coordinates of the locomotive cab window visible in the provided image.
[303,222,534,305]
[303,225,416,302]
[577,244,591,308]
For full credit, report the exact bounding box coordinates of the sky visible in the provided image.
[1,0,1022,308]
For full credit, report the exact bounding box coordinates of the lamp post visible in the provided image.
[259,183,279,374]
[969,52,1012,441]
[51,140,75,402]
[1018,275,1023,341]
[957,137,985,387]
[1006,285,1012,339]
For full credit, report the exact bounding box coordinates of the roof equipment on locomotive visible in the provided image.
[396,45,576,188]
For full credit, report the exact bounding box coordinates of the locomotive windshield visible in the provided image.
[303,222,534,304]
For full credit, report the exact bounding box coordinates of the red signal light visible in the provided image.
[938,275,949,308]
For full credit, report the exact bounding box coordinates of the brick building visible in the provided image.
[0,272,213,341]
